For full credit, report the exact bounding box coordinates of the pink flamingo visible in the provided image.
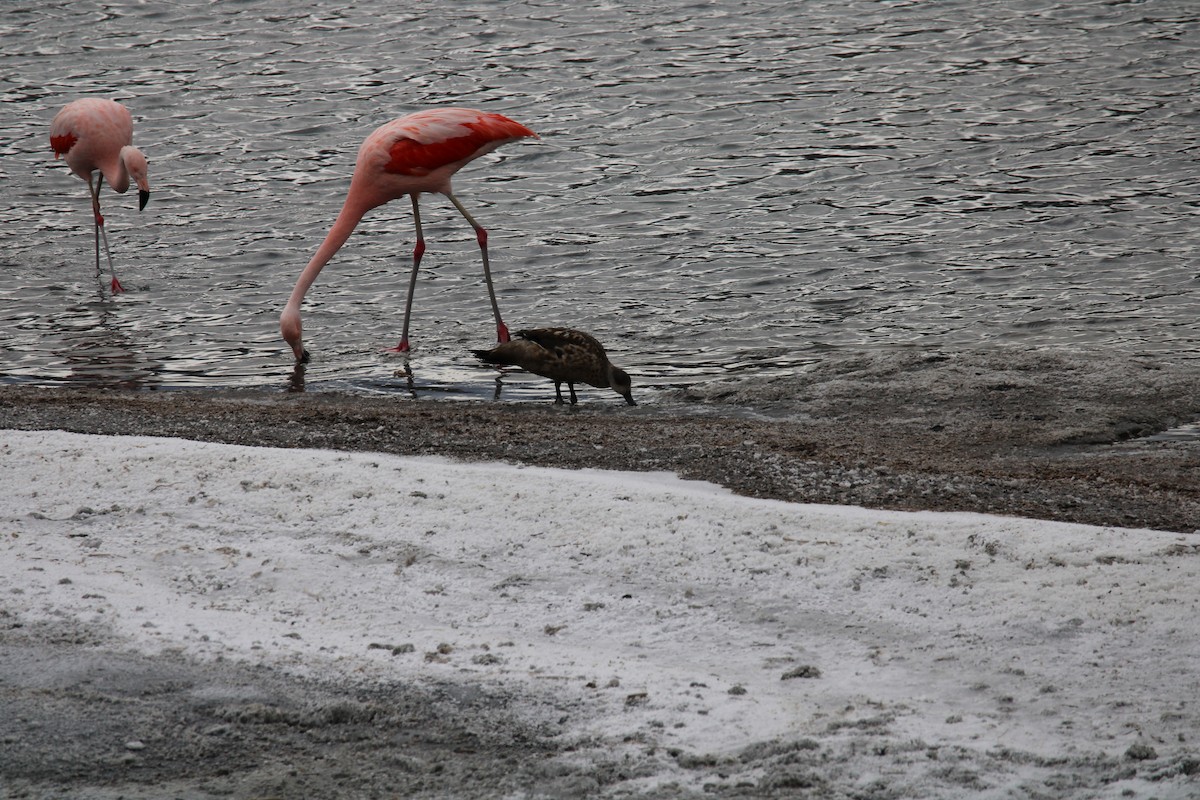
[50,98,151,294]
[280,107,539,363]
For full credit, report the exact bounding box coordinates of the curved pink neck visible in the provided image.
[285,196,372,311]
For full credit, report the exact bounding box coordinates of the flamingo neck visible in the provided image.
[102,147,132,194]
[119,146,150,196]
[285,196,372,311]
[280,182,384,360]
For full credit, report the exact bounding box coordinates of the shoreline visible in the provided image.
[2,372,1197,533]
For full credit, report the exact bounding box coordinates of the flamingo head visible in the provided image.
[120,145,151,210]
[280,306,309,363]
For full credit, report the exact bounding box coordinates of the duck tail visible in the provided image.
[472,348,511,366]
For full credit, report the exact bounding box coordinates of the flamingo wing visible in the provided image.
[384,109,537,176]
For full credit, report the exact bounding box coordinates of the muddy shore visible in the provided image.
[2,349,1197,533]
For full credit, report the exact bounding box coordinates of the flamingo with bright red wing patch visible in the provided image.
[50,98,151,293]
[280,107,538,363]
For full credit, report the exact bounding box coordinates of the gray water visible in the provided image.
[2,0,1198,404]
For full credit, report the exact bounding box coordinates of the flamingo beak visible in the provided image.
[139,190,150,211]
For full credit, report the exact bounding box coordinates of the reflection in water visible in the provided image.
[392,362,416,399]
[286,362,306,393]
[49,298,163,390]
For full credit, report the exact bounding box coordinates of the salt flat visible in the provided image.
[2,429,1198,798]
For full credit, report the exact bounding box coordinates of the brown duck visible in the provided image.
[472,327,635,406]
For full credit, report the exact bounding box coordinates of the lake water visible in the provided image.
[2,0,1198,406]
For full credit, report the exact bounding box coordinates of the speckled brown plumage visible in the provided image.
[472,327,635,406]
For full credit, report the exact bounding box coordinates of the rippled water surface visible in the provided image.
[2,0,1198,402]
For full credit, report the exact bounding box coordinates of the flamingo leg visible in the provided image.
[391,194,425,353]
[89,174,123,294]
[445,191,510,344]
[92,211,101,283]
[98,226,121,294]
[89,175,102,278]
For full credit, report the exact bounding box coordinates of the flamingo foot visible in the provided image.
[497,322,510,343]
[385,339,411,354]
[110,277,125,294]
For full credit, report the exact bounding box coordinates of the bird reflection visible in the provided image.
[286,360,418,396]
[53,299,160,389]
[394,362,416,398]
[286,361,306,393]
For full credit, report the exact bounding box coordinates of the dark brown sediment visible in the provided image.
[3,348,1197,534]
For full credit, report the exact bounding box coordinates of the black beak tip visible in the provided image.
[138,190,150,211]
[625,395,637,406]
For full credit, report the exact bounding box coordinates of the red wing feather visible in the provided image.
[386,135,486,176]
[385,113,536,176]
[50,132,78,157]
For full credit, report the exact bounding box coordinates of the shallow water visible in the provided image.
[2,0,1198,404]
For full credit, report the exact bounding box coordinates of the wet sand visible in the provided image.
[2,349,1197,533]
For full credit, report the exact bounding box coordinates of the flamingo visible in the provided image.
[50,98,151,294]
[472,327,636,406]
[280,107,539,363]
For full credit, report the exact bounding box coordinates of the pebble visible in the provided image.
[1125,743,1158,761]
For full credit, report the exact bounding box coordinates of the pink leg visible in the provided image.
[446,192,509,343]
